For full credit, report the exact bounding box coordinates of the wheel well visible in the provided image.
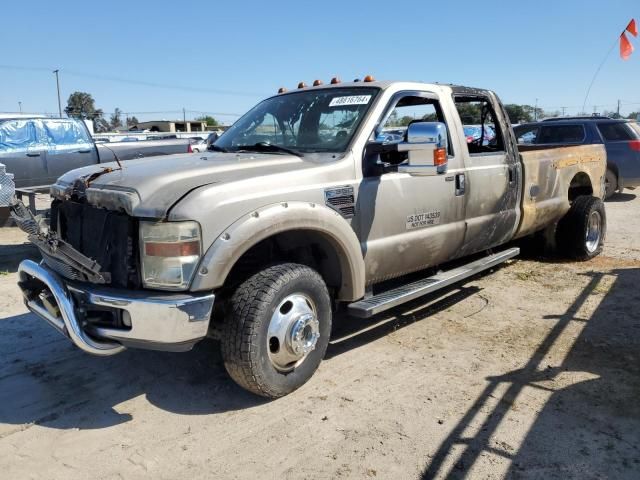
[224,230,343,295]
[568,172,593,202]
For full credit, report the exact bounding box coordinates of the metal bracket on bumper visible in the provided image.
[18,259,215,356]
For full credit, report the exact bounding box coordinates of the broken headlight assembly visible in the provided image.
[140,221,202,290]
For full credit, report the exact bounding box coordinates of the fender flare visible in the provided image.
[190,201,366,301]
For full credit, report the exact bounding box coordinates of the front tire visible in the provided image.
[221,263,332,398]
[556,196,606,260]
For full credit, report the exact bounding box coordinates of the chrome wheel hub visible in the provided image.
[267,294,320,372]
[585,210,602,253]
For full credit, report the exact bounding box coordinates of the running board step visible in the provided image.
[348,247,520,318]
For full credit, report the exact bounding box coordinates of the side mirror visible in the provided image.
[397,122,448,176]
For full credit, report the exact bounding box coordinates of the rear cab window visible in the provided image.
[453,96,505,155]
[597,122,637,142]
[41,119,93,152]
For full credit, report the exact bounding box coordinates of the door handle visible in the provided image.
[455,173,465,196]
[77,148,92,153]
[508,165,517,186]
[26,152,41,157]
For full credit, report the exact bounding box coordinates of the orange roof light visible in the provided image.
[330,77,341,84]
[297,81,307,89]
[313,79,323,86]
[278,87,287,94]
[363,75,375,82]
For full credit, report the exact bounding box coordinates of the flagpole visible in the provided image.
[581,36,620,114]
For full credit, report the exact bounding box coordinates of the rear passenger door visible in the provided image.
[453,93,520,255]
[0,119,49,187]
[40,119,98,180]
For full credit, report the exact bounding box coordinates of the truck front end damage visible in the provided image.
[11,196,214,356]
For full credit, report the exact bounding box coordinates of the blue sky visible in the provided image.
[1,0,639,122]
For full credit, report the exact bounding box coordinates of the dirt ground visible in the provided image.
[0,193,639,480]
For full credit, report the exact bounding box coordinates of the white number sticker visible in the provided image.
[406,211,441,230]
[328,95,372,107]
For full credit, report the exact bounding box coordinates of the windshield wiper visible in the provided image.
[234,142,304,157]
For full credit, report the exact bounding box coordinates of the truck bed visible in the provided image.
[515,144,606,239]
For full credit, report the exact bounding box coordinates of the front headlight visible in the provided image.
[140,221,201,290]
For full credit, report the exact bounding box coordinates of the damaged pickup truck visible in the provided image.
[12,80,606,398]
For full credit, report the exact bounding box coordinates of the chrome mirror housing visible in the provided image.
[398,122,448,176]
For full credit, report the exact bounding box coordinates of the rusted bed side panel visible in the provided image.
[515,144,606,239]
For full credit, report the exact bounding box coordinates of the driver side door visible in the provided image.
[355,91,467,284]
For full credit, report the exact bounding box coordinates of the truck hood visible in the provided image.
[52,152,316,218]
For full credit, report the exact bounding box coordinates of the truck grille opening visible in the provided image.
[50,200,140,288]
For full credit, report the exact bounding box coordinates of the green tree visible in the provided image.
[126,115,140,126]
[64,91,103,120]
[94,118,111,133]
[455,103,482,124]
[110,108,123,129]
[195,115,219,127]
[504,104,532,124]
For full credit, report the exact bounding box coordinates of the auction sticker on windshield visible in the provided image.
[329,95,372,107]
[406,211,441,230]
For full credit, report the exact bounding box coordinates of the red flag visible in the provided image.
[620,32,634,60]
[626,19,638,37]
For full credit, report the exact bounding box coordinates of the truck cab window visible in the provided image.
[0,120,37,152]
[42,119,92,148]
[454,97,505,154]
[370,95,450,169]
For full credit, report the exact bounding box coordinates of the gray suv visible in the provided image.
[514,117,640,198]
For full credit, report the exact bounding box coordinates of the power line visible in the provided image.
[0,64,269,98]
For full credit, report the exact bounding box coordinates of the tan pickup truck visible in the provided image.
[13,80,606,397]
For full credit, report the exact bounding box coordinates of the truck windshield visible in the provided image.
[215,87,379,154]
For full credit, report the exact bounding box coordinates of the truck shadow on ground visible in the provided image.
[0,242,39,273]
[0,316,268,430]
[0,276,488,431]
[605,192,636,203]
[420,268,640,480]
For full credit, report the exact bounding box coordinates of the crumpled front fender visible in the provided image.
[190,201,365,301]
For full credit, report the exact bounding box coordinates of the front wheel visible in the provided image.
[221,263,332,398]
[556,195,606,260]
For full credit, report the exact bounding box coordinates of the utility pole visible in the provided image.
[18,101,22,113]
[53,69,62,117]
[616,99,621,118]
[561,106,566,117]
[183,107,187,132]
[593,105,597,116]
[534,98,539,121]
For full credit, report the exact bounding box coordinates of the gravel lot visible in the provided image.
[0,193,639,479]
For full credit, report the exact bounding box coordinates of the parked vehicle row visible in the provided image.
[13,80,607,398]
[514,117,640,198]
[0,117,192,187]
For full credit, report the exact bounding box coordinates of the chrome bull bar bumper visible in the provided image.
[18,259,215,356]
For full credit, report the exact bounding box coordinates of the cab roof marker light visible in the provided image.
[363,75,375,82]
[330,77,341,84]
[298,82,307,89]
[278,87,287,94]
[313,79,323,86]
